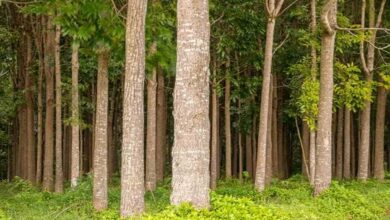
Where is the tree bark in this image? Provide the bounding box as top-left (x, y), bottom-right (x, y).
top-left (156, 69), bottom-right (166, 182)
top-left (120, 0), bottom-right (147, 216)
top-left (246, 134), bottom-right (253, 178)
top-left (210, 76), bottom-right (219, 189)
top-left (36, 35), bottom-right (44, 185)
top-left (26, 34), bottom-right (36, 183)
top-left (374, 85), bottom-right (387, 180)
top-left (171, 0), bottom-right (210, 208)
top-left (314, 0), bottom-right (337, 196)
top-left (225, 77), bottom-right (232, 178)
top-left (302, 122), bottom-right (310, 176)
top-left (343, 107), bottom-right (351, 179)
top-left (265, 77), bottom-right (273, 185)
top-left (309, 131), bottom-right (316, 185)
top-left (54, 25), bottom-right (64, 193)
top-left (43, 16), bottom-right (55, 191)
top-left (336, 107), bottom-right (344, 179)
top-left (146, 60), bottom-right (157, 191)
top-left (71, 43), bottom-right (80, 187)
top-left (93, 50), bottom-right (110, 211)
top-left (255, 16), bottom-right (276, 191)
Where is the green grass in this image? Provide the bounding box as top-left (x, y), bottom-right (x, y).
top-left (0, 174), bottom-right (389, 219)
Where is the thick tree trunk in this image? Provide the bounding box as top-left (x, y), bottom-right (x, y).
top-left (54, 25), bottom-right (63, 193)
top-left (255, 18), bottom-right (276, 191)
top-left (120, 0), bottom-right (147, 216)
top-left (336, 107), bottom-right (344, 179)
top-left (156, 69), bottom-right (167, 182)
top-left (43, 16), bottom-right (55, 191)
top-left (314, 0), bottom-right (337, 196)
top-left (93, 50), bottom-right (110, 211)
top-left (343, 107), bottom-right (351, 179)
top-left (225, 77), bottom-right (232, 178)
top-left (171, 0), bottom-right (210, 208)
top-left (146, 64), bottom-right (157, 191)
top-left (374, 86), bottom-right (387, 180)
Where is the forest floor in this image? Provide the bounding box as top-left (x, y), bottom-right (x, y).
top-left (0, 174), bottom-right (389, 220)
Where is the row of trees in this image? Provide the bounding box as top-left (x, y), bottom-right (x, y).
top-left (0, 0), bottom-right (389, 217)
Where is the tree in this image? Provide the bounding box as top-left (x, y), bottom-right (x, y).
top-left (43, 15), bottom-right (55, 192)
top-left (120, 0), bottom-right (148, 216)
top-left (54, 24), bottom-right (63, 193)
top-left (71, 42), bottom-right (80, 187)
top-left (314, 0), bottom-right (337, 196)
top-left (255, 0), bottom-right (285, 191)
top-left (171, 0), bottom-right (211, 208)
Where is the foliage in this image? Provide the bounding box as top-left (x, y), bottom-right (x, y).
top-left (334, 62), bottom-right (372, 111)
top-left (1, 175), bottom-right (390, 219)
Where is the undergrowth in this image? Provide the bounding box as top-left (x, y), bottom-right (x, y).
top-left (0, 174), bottom-right (389, 219)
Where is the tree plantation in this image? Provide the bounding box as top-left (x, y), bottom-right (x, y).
top-left (0, 0), bottom-right (390, 219)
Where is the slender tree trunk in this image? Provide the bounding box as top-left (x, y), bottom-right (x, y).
top-left (302, 122), bottom-right (310, 176)
top-left (36, 39), bottom-right (44, 185)
top-left (351, 114), bottom-right (356, 177)
top-left (120, 0), bottom-right (147, 216)
top-left (255, 17), bottom-right (276, 192)
top-left (93, 50), bottom-right (110, 211)
top-left (156, 69), bottom-right (166, 182)
top-left (43, 16), bottom-right (55, 191)
top-left (225, 77), bottom-right (232, 178)
top-left (336, 107), bottom-right (344, 179)
top-left (246, 134), bottom-right (253, 178)
top-left (374, 86), bottom-right (387, 180)
top-left (171, 0), bottom-right (210, 208)
top-left (54, 25), bottom-right (63, 193)
top-left (331, 112), bottom-right (337, 177)
top-left (314, 0), bottom-right (337, 196)
top-left (272, 76), bottom-right (278, 178)
top-left (343, 107), bottom-right (351, 179)
top-left (265, 77), bottom-right (273, 185)
top-left (309, 131), bottom-right (316, 184)
top-left (211, 76), bottom-right (218, 189)
top-left (107, 79), bottom-right (116, 180)
top-left (146, 58), bottom-right (157, 191)
top-left (26, 35), bottom-right (36, 183)
top-left (71, 43), bottom-right (80, 187)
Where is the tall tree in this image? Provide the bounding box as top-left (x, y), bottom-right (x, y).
top-left (358, 0), bottom-right (386, 181)
top-left (255, 0), bottom-right (285, 191)
top-left (314, 0), bottom-right (337, 195)
top-left (54, 24), bottom-right (63, 193)
top-left (156, 69), bottom-right (167, 182)
top-left (93, 49), bottom-right (110, 210)
top-left (120, 0), bottom-right (147, 216)
top-left (71, 42), bottom-right (80, 187)
top-left (225, 74), bottom-right (232, 178)
top-left (146, 42), bottom-right (157, 191)
top-left (373, 80), bottom-right (387, 180)
top-left (171, 0), bottom-right (211, 208)
top-left (43, 16), bottom-right (55, 191)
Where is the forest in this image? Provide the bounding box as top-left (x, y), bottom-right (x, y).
top-left (0, 0), bottom-right (389, 219)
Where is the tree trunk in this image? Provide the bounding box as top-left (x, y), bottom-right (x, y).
top-left (54, 25), bottom-right (63, 193)
top-left (374, 86), bottom-right (387, 180)
top-left (265, 77), bottom-right (273, 185)
top-left (43, 16), bottom-right (55, 191)
top-left (93, 50), bottom-right (110, 211)
top-left (336, 107), bottom-right (344, 179)
top-left (272, 76), bottom-right (278, 178)
top-left (36, 37), bottom-right (44, 185)
top-left (146, 61), bottom-right (157, 191)
top-left (314, 0), bottom-right (337, 196)
top-left (120, 0), bottom-right (147, 216)
top-left (343, 107), bottom-right (351, 179)
top-left (302, 122), bottom-right (310, 176)
top-left (156, 69), bottom-right (167, 182)
top-left (246, 134), bottom-right (253, 178)
top-left (351, 114), bottom-right (356, 177)
top-left (255, 16), bottom-right (276, 191)
top-left (309, 131), bottom-right (316, 185)
top-left (71, 43), bottom-right (80, 187)
top-left (26, 34), bottom-right (36, 183)
top-left (225, 77), bottom-right (232, 178)
top-left (171, 0), bottom-right (210, 208)
top-left (210, 76), bottom-right (218, 189)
